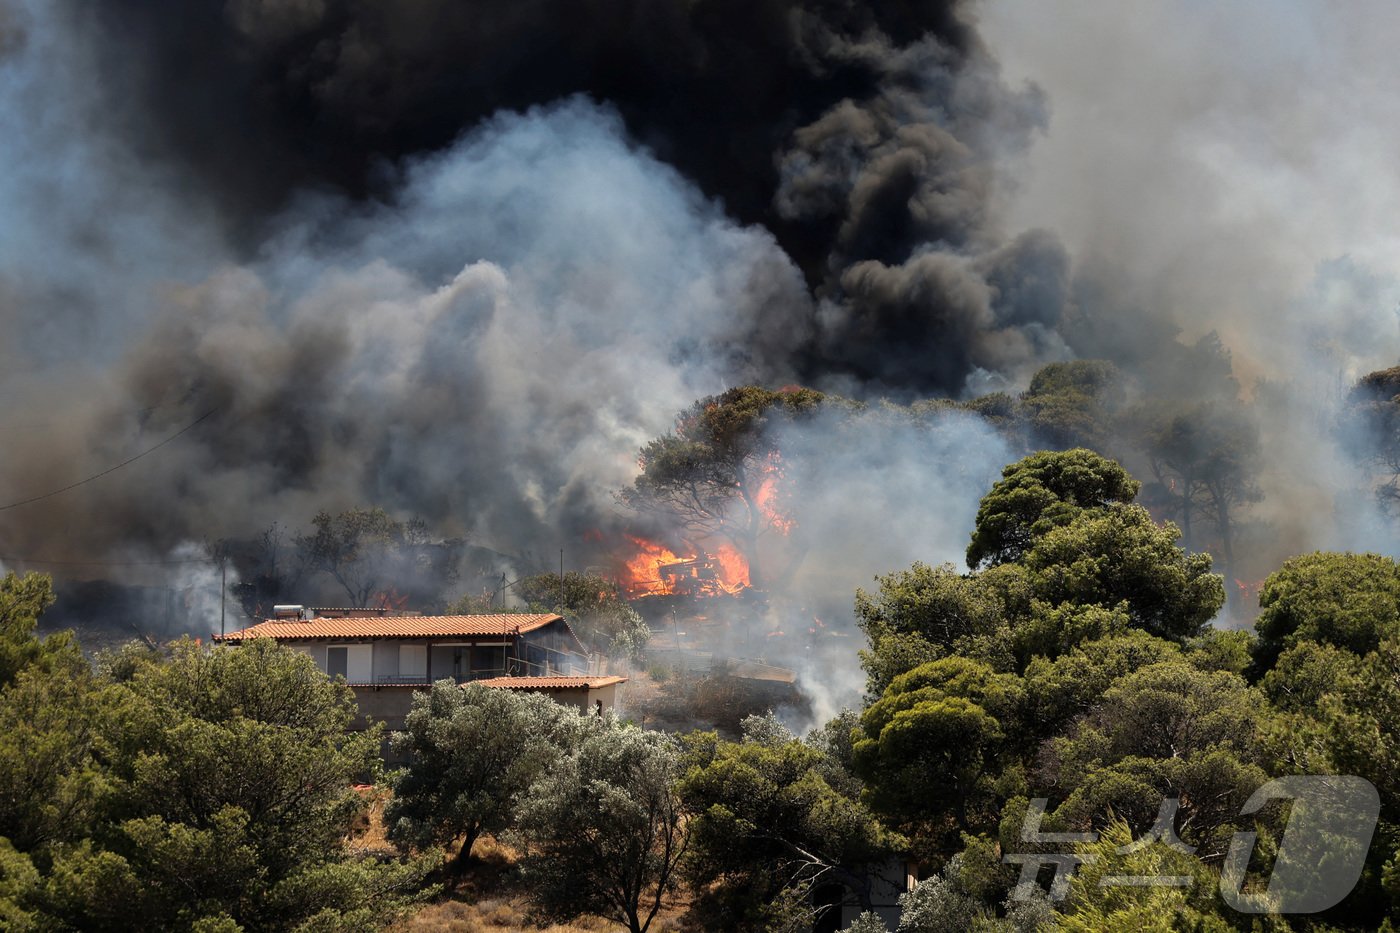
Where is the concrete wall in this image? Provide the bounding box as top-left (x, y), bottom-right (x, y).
top-left (543, 686), bottom-right (590, 712)
top-left (590, 682), bottom-right (620, 710)
top-left (349, 685), bottom-right (420, 732)
top-left (499, 683), bottom-right (622, 714)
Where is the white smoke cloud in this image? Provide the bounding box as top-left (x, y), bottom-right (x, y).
top-left (980, 0), bottom-right (1400, 380)
top-left (773, 406), bottom-right (1015, 721)
top-left (163, 542), bottom-right (241, 640)
top-left (980, 0), bottom-right (1400, 567)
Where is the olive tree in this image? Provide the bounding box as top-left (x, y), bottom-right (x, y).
top-left (386, 681), bottom-right (587, 870)
top-left (515, 721), bottom-right (688, 933)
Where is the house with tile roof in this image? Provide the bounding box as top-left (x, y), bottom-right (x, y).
top-left (214, 606), bottom-right (612, 730)
top-left (471, 674), bottom-right (627, 715)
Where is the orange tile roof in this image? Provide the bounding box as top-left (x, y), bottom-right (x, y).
top-left (472, 675), bottom-right (628, 690)
top-left (214, 613), bottom-right (566, 642)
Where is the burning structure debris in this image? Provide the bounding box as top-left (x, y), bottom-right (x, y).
top-left (620, 543), bottom-right (749, 599)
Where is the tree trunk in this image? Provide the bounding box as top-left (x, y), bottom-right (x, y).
top-left (1179, 473), bottom-right (1194, 551)
top-left (452, 830), bottom-right (479, 872)
top-left (741, 528), bottom-right (764, 591)
top-left (1212, 486), bottom-right (1237, 616)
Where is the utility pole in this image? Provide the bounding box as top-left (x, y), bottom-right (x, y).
top-left (671, 607), bottom-right (681, 676)
top-left (219, 557), bottom-right (226, 639)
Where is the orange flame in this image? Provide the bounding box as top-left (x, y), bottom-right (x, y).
top-left (755, 450), bottom-right (795, 535)
top-left (713, 543), bottom-right (750, 591)
top-left (374, 588), bottom-right (412, 611)
top-left (621, 535), bottom-right (684, 595)
top-left (1234, 578), bottom-right (1263, 600)
top-left (616, 534), bottom-right (749, 597)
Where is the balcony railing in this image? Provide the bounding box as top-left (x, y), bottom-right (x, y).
top-left (356, 657), bottom-right (591, 686)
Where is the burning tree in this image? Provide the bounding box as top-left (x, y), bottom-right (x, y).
top-left (619, 386), bottom-right (824, 590)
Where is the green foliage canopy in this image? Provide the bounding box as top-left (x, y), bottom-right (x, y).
top-left (678, 725), bottom-right (899, 932)
top-left (1254, 552), bottom-right (1400, 670)
top-left (515, 721), bottom-right (688, 933)
top-left (966, 448), bottom-right (1141, 571)
top-left (0, 614), bottom-right (434, 932)
top-left (386, 681), bottom-right (587, 870)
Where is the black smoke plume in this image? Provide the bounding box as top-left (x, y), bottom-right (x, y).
top-left (69, 0), bottom-right (1058, 395)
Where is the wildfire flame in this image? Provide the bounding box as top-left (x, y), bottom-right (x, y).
top-left (621, 535), bottom-right (683, 594)
top-left (1235, 578), bottom-right (1263, 601)
top-left (756, 450), bottom-right (795, 535)
top-left (713, 543), bottom-right (749, 591)
top-left (374, 588), bottom-right (412, 610)
top-left (617, 534), bottom-right (749, 597)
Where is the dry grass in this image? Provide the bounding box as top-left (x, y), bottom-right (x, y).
top-left (346, 785), bottom-right (397, 857)
top-left (626, 667), bottom-right (805, 737)
top-left (395, 893), bottom-right (689, 933)
top-left (362, 794), bottom-right (689, 933)
top-left (393, 896), bottom-right (618, 933)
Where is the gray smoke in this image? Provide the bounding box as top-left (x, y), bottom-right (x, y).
top-left (979, 0), bottom-right (1400, 580)
top-left (1, 0), bottom-right (1398, 695)
top-left (0, 94), bottom-right (813, 568)
top-left (0, 0), bottom-right (1059, 577)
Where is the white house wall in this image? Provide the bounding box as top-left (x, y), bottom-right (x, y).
top-left (287, 643), bottom-right (328, 671)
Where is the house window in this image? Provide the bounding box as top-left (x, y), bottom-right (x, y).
top-left (400, 645), bottom-right (427, 681)
top-left (326, 645), bottom-right (372, 682)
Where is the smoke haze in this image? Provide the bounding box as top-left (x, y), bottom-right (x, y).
top-left (1, 0), bottom-right (1398, 703)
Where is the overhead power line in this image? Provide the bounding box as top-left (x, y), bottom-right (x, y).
top-left (0, 554), bottom-right (217, 568)
top-left (0, 407), bottom-right (218, 513)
